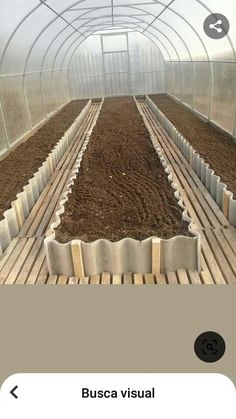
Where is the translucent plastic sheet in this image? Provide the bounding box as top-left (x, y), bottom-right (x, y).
top-left (69, 32), bottom-right (165, 98)
top-left (0, 104), bottom-right (8, 152)
top-left (1, 1), bottom-right (236, 73)
top-left (165, 62), bottom-right (173, 93)
top-left (102, 34), bottom-right (127, 52)
top-left (191, 61), bottom-right (210, 118)
top-left (25, 72), bottom-right (46, 126)
top-left (1, 5), bottom-right (56, 75)
top-left (105, 73), bottom-right (130, 96)
top-left (0, 0), bottom-right (235, 152)
top-left (52, 70), bottom-right (65, 108)
top-left (0, 75), bottom-right (30, 144)
top-left (182, 62), bottom-right (194, 107)
top-left (104, 52), bottom-right (129, 74)
top-left (41, 70), bottom-right (57, 115)
top-left (211, 62), bottom-right (236, 134)
top-left (171, 0), bottom-right (235, 61)
top-left (171, 62), bottom-right (182, 99)
top-left (26, 19), bottom-right (71, 72)
top-left (61, 69), bottom-right (70, 102)
top-left (0, 1), bottom-right (39, 60)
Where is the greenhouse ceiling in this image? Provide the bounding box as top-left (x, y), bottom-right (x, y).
top-left (1, 0), bottom-right (236, 76)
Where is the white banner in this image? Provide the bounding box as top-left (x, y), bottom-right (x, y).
top-left (0, 373), bottom-right (235, 419)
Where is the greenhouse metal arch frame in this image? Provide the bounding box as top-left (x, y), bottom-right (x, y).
top-left (0, 0), bottom-right (236, 154)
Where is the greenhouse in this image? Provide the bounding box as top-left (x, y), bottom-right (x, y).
top-left (0, 0), bottom-right (236, 284)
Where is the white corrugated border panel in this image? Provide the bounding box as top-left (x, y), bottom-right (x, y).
top-left (44, 97), bottom-right (200, 277)
top-left (0, 100), bottom-right (91, 256)
top-left (146, 95), bottom-right (236, 227)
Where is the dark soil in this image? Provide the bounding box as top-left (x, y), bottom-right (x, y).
top-left (150, 94), bottom-right (236, 197)
top-left (0, 100), bottom-right (88, 220)
top-left (56, 97), bottom-right (189, 243)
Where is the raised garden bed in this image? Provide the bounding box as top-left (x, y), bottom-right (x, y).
top-left (45, 97), bottom-right (200, 277)
top-left (149, 94), bottom-right (236, 197)
top-left (0, 100), bottom-right (91, 255)
top-left (0, 100), bottom-right (88, 220)
top-left (147, 95), bottom-right (236, 226)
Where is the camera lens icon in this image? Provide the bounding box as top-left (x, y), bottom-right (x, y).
top-left (204, 14), bottom-right (230, 39)
top-left (194, 331), bottom-right (226, 363)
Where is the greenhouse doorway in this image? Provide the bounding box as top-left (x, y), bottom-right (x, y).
top-left (101, 33), bottom-right (131, 96)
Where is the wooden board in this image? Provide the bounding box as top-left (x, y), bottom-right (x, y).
top-left (112, 274), bottom-right (122, 285)
top-left (123, 272), bottom-right (133, 285)
top-left (144, 274), bottom-right (156, 284)
top-left (166, 271), bottom-right (178, 284)
top-left (101, 272), bottom-right (111, 285)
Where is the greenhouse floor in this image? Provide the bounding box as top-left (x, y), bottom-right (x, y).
top-left (0, 99), bottom-right (236, 284)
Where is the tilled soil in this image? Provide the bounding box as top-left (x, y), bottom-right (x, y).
top-left (56, 97), bottom-right (189, 243)
top-left (150, 94), bottom-right (236, 197)
top-left (0, 100), bottom-right (88, 220)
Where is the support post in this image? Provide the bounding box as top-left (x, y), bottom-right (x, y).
top-left (0, 101), bottom-right (10, 147)
top-left (71, 240), bottom-right (85, 277)
top-left (152, 238), bottom-right (161, 275)
top-left (223, 191), bottom-right (231, 220)
top-left (12, 201), bottom-right (25, 229)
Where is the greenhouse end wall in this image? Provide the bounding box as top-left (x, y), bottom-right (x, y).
top-left (68, 32), bottom-right (165, 99)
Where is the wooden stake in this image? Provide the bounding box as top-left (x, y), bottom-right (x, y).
top-left (189, 151), bottom-right (193, 168)
top-left (71, 240), bottom-right (85, 277)
top-left (12, 200), bottom-right (24, 229)
top-left (223, 191), bottom-right (231, 220)
top-left (152, 238), bottom-right (161, 275)
top-left (48, 156), bottom-right (54, 175)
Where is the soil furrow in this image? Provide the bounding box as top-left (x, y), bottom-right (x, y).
top-left (56, 96), bottom-right (189, 242)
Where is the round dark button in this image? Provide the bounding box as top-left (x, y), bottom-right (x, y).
top-left (194, 331), bottom-right (226, 363)
top-left (203, 14), bottom-right (230, 39)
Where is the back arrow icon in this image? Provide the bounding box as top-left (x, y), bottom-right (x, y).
top-left (10, 386), bottom-right (18, 399)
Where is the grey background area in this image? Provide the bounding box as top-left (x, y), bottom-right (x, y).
top-left (0, 287), bottom-right (235, 387)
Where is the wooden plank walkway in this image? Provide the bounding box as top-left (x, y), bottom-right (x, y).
top-left (138, 100), bottom-right (236, 285)
top-left (0, 99), bottom-right (236, 284)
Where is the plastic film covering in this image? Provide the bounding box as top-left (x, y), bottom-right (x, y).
top-left (0, 105), bottom-right (8, 153)
top-left (69, 32), bottom-right (165, 98)
top-left (166, 60), bottom-right (236, 135)
top-left (0, 0), bottom-right (235, 154)
top-left (25, 72), bottom-right (46, 127)
top-left (0, 75), bottom-right (30, 144)
top-left (211, 62), bottom-right (236, 135)
top-left (41, 70), bottom-right (57, 115)
top-left (53, 70), bottom-right (66, 108)
top-left (172, 62), bottom-right (182, 100)
top-left (193, 61), bottom-right (211, 117)
top-left (182, 62), bottom-right (194, 108)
